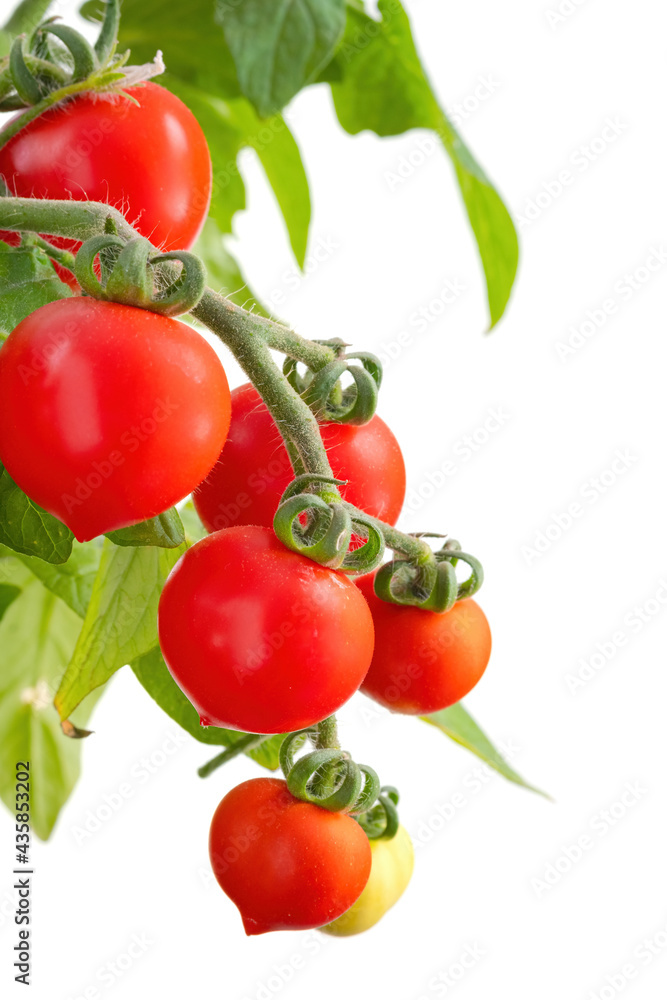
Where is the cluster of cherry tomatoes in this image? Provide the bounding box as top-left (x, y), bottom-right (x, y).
top-left (0, 76), bottom-right (492, 936)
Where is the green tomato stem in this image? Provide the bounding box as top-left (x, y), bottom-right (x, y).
top-left (22, 233), bottom-right (77, 271)
top-left (197, 734), bottom-right (268, 778)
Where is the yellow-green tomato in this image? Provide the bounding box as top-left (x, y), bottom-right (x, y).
top-left (320, 824), bottom-right (414, 936)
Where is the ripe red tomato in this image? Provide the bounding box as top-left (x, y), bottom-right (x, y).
top-left (193, 383), bottom-right (406, 532)
top-left (158, 525), bottom-right (375, 733)
top-left (0, 297), bottom-right (230, 541)
top-left (357, 575), bottom-right (492, 713)
top-left (209, 777), bottom-right (372, 935)
top-left (0, 82), bottom-right (211, 255)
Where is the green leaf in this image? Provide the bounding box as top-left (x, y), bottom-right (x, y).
top-left (0, 464), bottom-right (74, 564)
top-left (423, 703), bottom-right (549, 798)
top-left (0, 560), bottom-right (101, 839)
top-left (179, 500), bottom-right (208, 546)
top-left (0, 540), bottom-right (101, 618)
top-left (0, 242), bottom-right (72, 337)
top-left (105, 508), bottom-right (185, 549)
top-left (164, 76), bottom-right (310, 268)
top-left (54, 539), bottom-right (184, 723)
top-left (330, 0), bottom-right (518, 328)
top-left (219, 0), bottom-right (346, 118)
top-left (0, 582), bottom-right (21, 621)
top-left (83, 0), bottom-right (242, 97)
top-left (229, 98), bottom-right (311, 267)
top-left (194, 218), bottom-right (268, 314)
top-left (131, 645), bottom-right (283, 769)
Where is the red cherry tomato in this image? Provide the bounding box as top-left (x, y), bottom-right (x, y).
top-left (193, 383), bottom-right (406, 532)
top-left (209, 777), bottom-right (372, 935)
top-left (0, 82), bottom-right (211, 258)
top-left (357, 575), bottom-right (492, 714)
top-left (0, 297), bottom-right (230, 541)
top-left (157, 525), bottom-right (375, 734)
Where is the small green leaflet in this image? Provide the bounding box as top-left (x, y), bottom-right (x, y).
top-left (218, 0), bottom-right (346, 118)
top-left (423, 702), bottom-right (549, 797)
top-left (330, 0), bottom-right (519, 329)
top-left (132, 645), bottom-right (284, 770)
top-left (0, 539), bottom-right (101, 618)
top-left (0, 464), bottom-right (74, 565)
top-left (54, 539), bottom-right (184, 726)
top-left (0, 242), bottom-right (71, 337)
top-left (0, 560), bottom-right (101, 840)
top-left (105, 508), bottom-right (185, 549)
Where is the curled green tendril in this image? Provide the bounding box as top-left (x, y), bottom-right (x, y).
top-left (74, 235), bottom-right (206, 317)
top-left (356, 786), bottom-right (401, 840)
top-left (279, 730), bottom-right (382, 815)
top-left (273, 476), bottom-right (385, 574)
top-left (374, 539), bottom-right (484, 612)
top-left (283, 351), bottom-right (383, 426)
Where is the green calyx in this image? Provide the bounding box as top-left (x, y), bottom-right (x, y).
top-left (284, 346), bottom-right (382, 426)
top-left (0, 0), bottom-right (125, 115)
top-left (374, 537), bottom-right (484, 612)
top-left (74, 233), bottom-right (206, 317)
top-left (279, 730), bottom-right (381, 815)
top-left (272, 473), bottom-right (385, 573)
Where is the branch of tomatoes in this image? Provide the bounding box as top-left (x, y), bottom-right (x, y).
top-left (0, 194), bottom-right (483, 596)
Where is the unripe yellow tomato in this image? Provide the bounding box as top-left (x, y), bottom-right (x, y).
top-left (320, 824), bottom-right (414, 936)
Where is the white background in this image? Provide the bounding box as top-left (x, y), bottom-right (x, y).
top-left (2, 0), bottom-right (667, 998)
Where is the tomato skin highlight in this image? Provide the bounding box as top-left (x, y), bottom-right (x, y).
top-left (0, 82), bottom-right (212, 253)
top-left (157, 525), bottom-right (375, 734)
top-left (209, 778), bottom-right (372, 935)
top-left (321, 824), bottom-right (414, 936)
top-left (357, 576), bottom-right (492, 714)
top-left (0, 298), bottom-right (231, 541)
top-left (193, 383), bottom-right (406, 532)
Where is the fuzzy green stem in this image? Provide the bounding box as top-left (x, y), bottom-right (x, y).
top-left (311, 715), bottom-right (341, 797)
top-left (22, 232), bottom-right (76, 270)
top-left (315, 715), bottom-right (340, 750)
